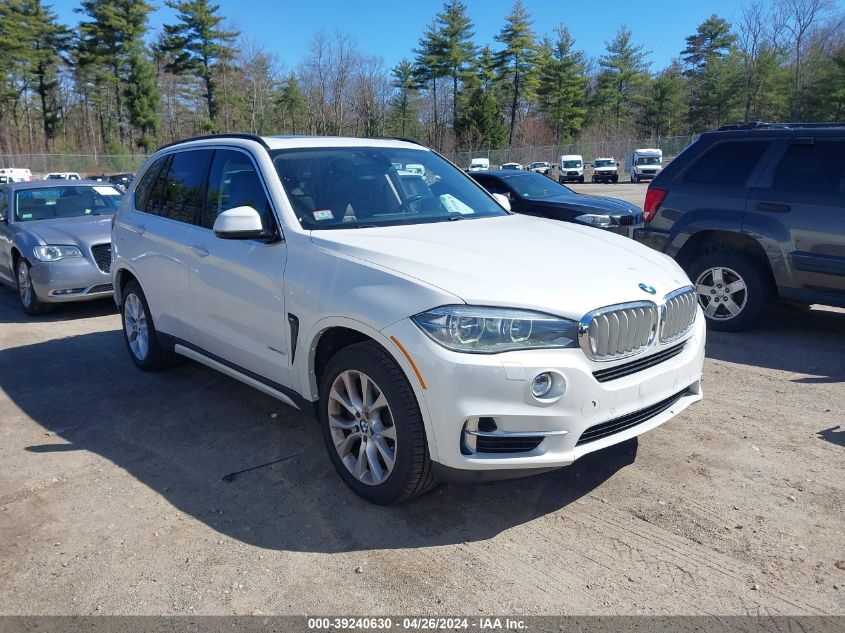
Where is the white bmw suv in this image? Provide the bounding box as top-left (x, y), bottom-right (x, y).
top-left (112, 134), bottom-right (705, 504)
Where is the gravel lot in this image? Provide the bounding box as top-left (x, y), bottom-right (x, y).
top-left (1, 185), bottom-right (843, 616)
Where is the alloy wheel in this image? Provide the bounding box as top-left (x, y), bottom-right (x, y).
top-left (696, 266), bottom-right (748, 321)
top-left (17, 261), bottom-right (32, 308)
top-left (327, 370), bottom-right (397, 486)
top-left (124, 293), bottom-right (149, 360)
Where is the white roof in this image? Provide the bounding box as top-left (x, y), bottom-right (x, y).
top-left (633, 148), bottom-right (662, 154)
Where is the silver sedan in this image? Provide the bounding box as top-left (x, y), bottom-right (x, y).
top-left (0, 180), bottom-right (123, 315)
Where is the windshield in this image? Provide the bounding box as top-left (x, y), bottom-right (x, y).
top-left (530, 162), bottom-right (547, 169)
top-left (562, 160), bottom-right (582, 168)
top-left (14, 185), bottom-right (123, 222)
top-left (271, 147), bottom-right (507, 230)
top-left (594, 160), bottom-right (615, 168)
top-left (636, 156), bottom-right (661, 165)
top-left (505, 173), bottom-right (573, 199)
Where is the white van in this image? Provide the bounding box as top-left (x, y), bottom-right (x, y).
top-left (558, 155), bottom-right (584, 183)
top-left (626, 149), bottom-right (663, 183)
top-left (468, 157), bottom-right (490, 172)
top-left (0, 168), bottom-right (32, 183)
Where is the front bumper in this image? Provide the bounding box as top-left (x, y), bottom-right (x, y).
top-left (382, 312), bottom-right (705, 472)
top-left (30, 257), bottom-right (113, 303)
top-left (593, 172), bottom-right (618, 181)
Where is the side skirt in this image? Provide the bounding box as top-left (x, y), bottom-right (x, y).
top-left (159, 334), bottom-right (318, 418)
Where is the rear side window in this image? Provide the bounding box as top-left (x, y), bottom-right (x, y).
top-left (771, 140), bottom-right (845, 198)
top-left (202, 150), bottom-right (274, 230)
top-left (147, 150), bottom-right (211, 224)
top-left (682, 141), bottom-right (769, 187)
top-left (134, 156), bottom-right (167, 211)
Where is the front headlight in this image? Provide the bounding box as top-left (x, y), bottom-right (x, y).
top-left (33, 245), bottom-right (83, 261)
top-left (575, 213), bottom-right (614, 228)
top-left (411, 306), bottom-right (578, 353)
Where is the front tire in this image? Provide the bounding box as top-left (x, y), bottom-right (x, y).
top-left (688, 251), bottom-right (771, 332)
top-left (16, 259), bottom-right (52, 316)
top-left (120, 280), bottom-right (178, 370)
top-left (319, 341), bottom-right (436, 504)
top-left (578, 176), bottom-right (584, 183)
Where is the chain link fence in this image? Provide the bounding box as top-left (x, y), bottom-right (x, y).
top-left (0, 154), bottom-right (148, 177)
top-left (1, 134), bottom-right (699, 179)
top-left (448, 134), bottom-right (699, 171)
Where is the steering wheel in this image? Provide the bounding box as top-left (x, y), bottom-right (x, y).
top-left (402, 194), bottom-right (425, 213)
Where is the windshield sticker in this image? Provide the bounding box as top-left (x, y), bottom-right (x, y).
top-left (21, 213), bottom-right (32, 219)
top-left (313, 209), bottom-right (334, 221)
top-left (439, 194), bottom-right (474, 215)
top-left (93, 186), bottom-right (120, 196)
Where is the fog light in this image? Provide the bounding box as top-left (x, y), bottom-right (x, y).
top-left (531, 372), bottom-right (553, 398)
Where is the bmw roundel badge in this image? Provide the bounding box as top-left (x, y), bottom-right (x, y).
top-left (639, 283), bottom-right (657, 295)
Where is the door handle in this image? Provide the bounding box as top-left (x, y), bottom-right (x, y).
top-left (756, 202), bottom-right (791, 213)
top-left (190, 245), bottom-right (209, 258)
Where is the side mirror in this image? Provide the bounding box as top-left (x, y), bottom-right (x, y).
top-left (213, 206), bottom-right (268, 240)
top-left (492, 193), bottom-right (511, 212)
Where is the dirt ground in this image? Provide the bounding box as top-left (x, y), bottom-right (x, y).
top-left (0, 191), bottom-right (843, 615)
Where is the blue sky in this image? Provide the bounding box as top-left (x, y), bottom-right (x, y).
top-left (51, 0), bottom-right (840, 73)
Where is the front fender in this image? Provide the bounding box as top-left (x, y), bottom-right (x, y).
top-left (296, 315), bottom-right (440, 463)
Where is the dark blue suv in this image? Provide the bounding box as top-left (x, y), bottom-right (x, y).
top-left (634, 123), bottom-right (845, 331)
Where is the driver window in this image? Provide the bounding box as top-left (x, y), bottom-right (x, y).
top-left (202, 150), bottom-right (274, 230)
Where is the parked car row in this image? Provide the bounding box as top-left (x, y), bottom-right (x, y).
top-left (467, 149), bottom-right (665, 185)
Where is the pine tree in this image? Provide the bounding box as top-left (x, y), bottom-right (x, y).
top-left (391, 59), bottom-right (417, 137)
top-left (682, 14), bottom-right (736, 129)
top-left (126, 47), bottom-right (160, 152)
top-left (681, 15), bottom-right (736, 71)
top-left (414, 19), bottom-right (448, 149)
top-left (460, 46), bottom-right (505, 150)
top-left (494, 0), bottom-right (539, 147)
top-left (274, 73), bottom-right (307, 134)
top-left (0, 0), bottom-right (70, 150)
top-left (594, 26), bottom-right (650, 130)
top-left (436, 0), bottom-right (477, 141)
top-left (643, 62), bottom-right (687, 137)
top-left (536, 25), bottom-right (587, 142)
top-left (160, 0), bottom-right (238, 125)
top-left (77, 0), bottom-right (154, 145)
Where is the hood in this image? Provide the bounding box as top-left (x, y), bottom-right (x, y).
top-left (24, 215), bottom-right (112, 247)
top-left (311, 214), bottom-right (691, 320)
top-left (530, 194), bottom-right (640, 217)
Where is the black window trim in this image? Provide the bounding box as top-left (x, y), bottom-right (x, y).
top-left (139, 145), bottom-right (283, 244)
top-left (198, 146), bottom-right (283, 243)
top-left (753, 137), bottom-right (845, 198)
top-left (675, 138), bottom-right (779, 189)
top-left (146, 149), bottom-right (211, 226)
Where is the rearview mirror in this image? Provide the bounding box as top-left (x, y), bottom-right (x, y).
top-left (213, 206), bottom-right (267, 240)
top-left (492, 193), bottom-right (511, 212)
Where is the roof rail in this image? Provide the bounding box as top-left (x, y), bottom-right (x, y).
top-left (717, 121), bottom-right (845, 131)
top-left (156, 132), bottom-right (270, 152)
top-left (377, 136), bottom-right (424, 146)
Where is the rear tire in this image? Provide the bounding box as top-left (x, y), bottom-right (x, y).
top-left (120, 280), bottom-right (178, 371)
top-left (15, 258), bottom-right (52, 316)
top-left (319, 341), bottom-right (436, 504)
top-left (687, 251), bottom-right (772, 332)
